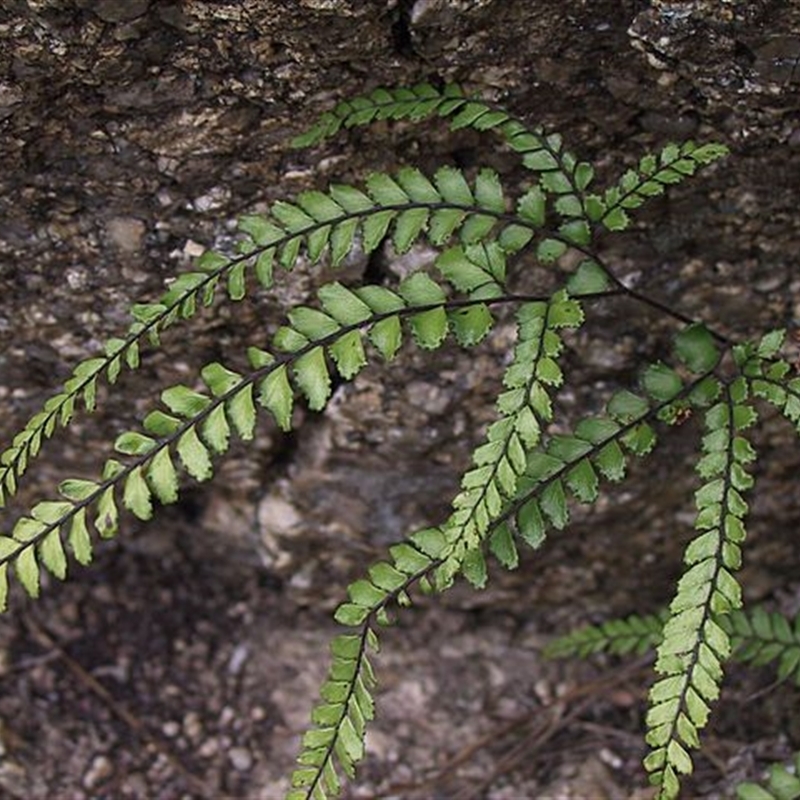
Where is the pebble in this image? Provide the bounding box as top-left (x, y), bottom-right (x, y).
top-left (198, 737), bottom-right (219, 758)
top-left (193, 186), bottom-right (231, 212)
top-left (219, 706), bottom-right (235, 728)
top-left (754, 274), bottom-right (785, 293)
top-left (83, 754), bottom-right (113, 790)
top-left (227, 643), bottom-right (250, 676)
top-left (94, 0), bottom-right (150, 23)
top-left (228, 746), bottom-right (253, 772)
top-left (183, 711), bottom-right (203, 741)
top-left (65, 267), bottom-right (89, 291)
top-left (106, 216), bottom-right (146, 253)
top-left (183, 239), bottom-right (206, 258)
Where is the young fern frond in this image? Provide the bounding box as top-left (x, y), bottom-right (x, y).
top-left (645, 379), bottom-right (758, 800)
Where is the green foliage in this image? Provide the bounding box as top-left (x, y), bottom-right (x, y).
top-left (544, 609), bottom-right (670, 659)
top-left (438, 291), bottom-right (586, 585)
top-left (549, 605), bottom-right (800, 798)
top-left (288, 630), bottom-right (379, 799)
top-left (644, 385), bottom-right (756, 798)
top-left (736, 752), bottom-right (800, 800)
top-left (547, 606), bottom-right (800, 687)
top-left (592, 142), bottom-right (730, 233)
top-left (3, 81), bottom-right (795, 799)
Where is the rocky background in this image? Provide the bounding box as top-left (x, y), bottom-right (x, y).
top-left (1, 1), bottom-right (799, 797)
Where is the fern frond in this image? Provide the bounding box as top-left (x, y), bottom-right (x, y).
top-left (735, 751), bottom-right (800, 800)
top-left (0, 168), bottom-right (522, 510)
top-left (307, 86), bottom-right (728, 242)
top-left (437, 291), bottom-right (585, 585)
top-left (293, 84), bottom-right (573, 177)
top-left (293, 83), bottom-right (600, 229)
top-left (0, 78), bottom-right (759, 800)
top-left (544, 610), bottom-right (670, 659)
top-left (290, 527), bottom-right (447, 799)
top-left (588, 141), bottom-right (729, 232)
top-left (0, 312), bottom-right (165, 509)
top-left (546, 605), bottom-right (800, 689)
top-left (723, 606), bottom-right (800, 685)
top-left (740, 329), bottom-right (800, 435)
top-left (288, 628), bottom-right (379, 800)
top-left (645, 379), bottom-right (758, 800)
top-left (0, 276), bottom-right (508, 610)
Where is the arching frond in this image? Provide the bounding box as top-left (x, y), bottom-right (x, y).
top-left (289, 527), bottom-right (447, 800)
top-left (645, 380), bottom-right (758, 800)
top-left (0, 275), bottom-right (502, 610)
top-left (292, 83), bottom-right (574, 177)
top-left (293, 83), bottom-right (599, 228)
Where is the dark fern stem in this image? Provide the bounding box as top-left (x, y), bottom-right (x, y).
top-left (1, 83), bottom-right (798, 799)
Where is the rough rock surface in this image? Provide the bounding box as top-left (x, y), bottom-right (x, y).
top-left (1, 1), bottom-right (800, 797)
